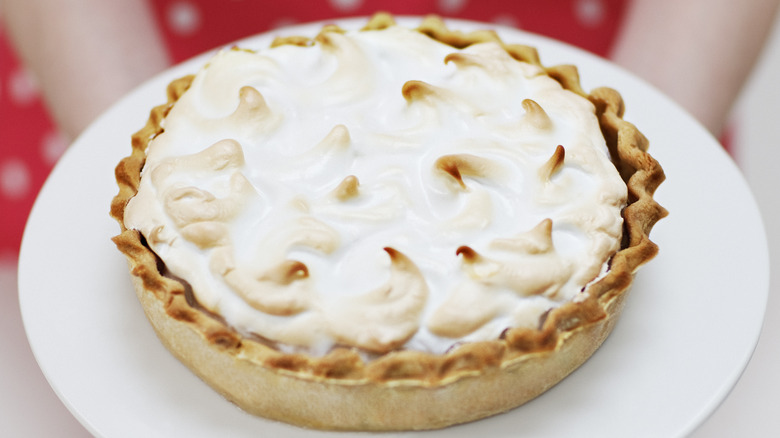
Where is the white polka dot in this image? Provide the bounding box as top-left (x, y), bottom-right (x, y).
top-left (270, 17), bottom-right (298, 30)
top-left (167, 1), bottom-right (202, 36)
top-left (40, 130), bottom-right (69, 165)
top-left (328, 0), bottom-right (363, 12)
top-left (438, 0), bottom-right (469, 14)
top-left (575, 0), bottom-right (606, 28)
top-left (492, 14), bottom-right (521, 29)
top-left (8, 68), bottom-right (39, 106)
top-left (0, 159), bottom-right (31, 200)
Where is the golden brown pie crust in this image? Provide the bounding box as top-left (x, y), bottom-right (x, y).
top-left (110, 13), bottom-right (667, 431)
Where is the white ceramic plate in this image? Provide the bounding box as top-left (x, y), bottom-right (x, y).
top-left (19, 17), bottom-right (769, 438)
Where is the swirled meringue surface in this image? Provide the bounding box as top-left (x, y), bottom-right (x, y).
top-left (124, 24), bottom-right (627, 356)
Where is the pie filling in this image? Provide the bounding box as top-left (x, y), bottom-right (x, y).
top-left (123, 23), bottom-right (628, 357)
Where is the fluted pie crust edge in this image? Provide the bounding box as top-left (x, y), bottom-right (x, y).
top-left (110, 13), bottom-right (667, 431)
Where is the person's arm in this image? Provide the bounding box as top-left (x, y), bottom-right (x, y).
top-left (611, 0), bottom-right (780, 135)
top-left (2, 0), bottom-right (171, 140)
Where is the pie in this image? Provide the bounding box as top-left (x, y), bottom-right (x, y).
top-left (110, 13), bottom-right (666, 430)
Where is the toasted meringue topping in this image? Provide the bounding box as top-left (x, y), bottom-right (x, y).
top-left (124, 24), bottom-right (627, 355)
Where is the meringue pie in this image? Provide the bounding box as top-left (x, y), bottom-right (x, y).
top-left (111, 13), bottom-right (666, 430)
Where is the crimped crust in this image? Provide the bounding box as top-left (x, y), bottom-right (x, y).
top-left (110, 13), bottom-right (666, 431)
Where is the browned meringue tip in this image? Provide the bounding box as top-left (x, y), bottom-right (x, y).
top-left (444, 52), bottom-right (483, 68)
top-left (235, 86), bottom-right (273, 119)
top-left (314, 26), bottom-right (347, 47)
top-left (539, 145), bottom-right (565, 181)
top-left (490, 219), bottom-right (554, 254)
top-left (319, 124), bottom-right (351, 151)
top-left (435, 154), bottom-right (491, 190)
top-left (270, 35), bottom-right (314, 48)
top-left (521, 98), bottom-right (552, 130)
top-left (382, 246), bottom-right (425, 276)
top-left (455, 245), bottom-right (480, 262)
top-left (416, 15), bottom-right (501, 49)
top-left (435, 155), bottom-right (468, 189)
top-left (383, 246), bottom-right (409, 266)
top-left (401, 80), bottom-right (438, 103)
top-left (260, 260), bottom-right (310, 285)
top-left (361, 12), bottom-right (396, 30)
top-left (332, 175), bottom-right (360, 201)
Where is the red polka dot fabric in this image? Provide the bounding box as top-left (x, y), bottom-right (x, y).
top-left (0, 0), bottom-right (627, 257)
top-left (1, 28), bottom-right (70, 259)
top-left (150, 0), bottom-right (627, 63)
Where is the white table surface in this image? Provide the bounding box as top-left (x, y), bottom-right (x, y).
top-left (3, 14), bottom-right (780, 437)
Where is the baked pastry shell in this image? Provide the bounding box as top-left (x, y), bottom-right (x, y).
top-left (110, 14), bottom-right (667, 431)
